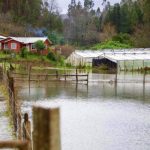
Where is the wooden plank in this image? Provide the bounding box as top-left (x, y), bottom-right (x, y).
top-left (0, 140), bottom-right (29, 150)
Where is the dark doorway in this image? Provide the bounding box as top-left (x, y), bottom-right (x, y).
top-left (92, 58), bottom-right (117, 70)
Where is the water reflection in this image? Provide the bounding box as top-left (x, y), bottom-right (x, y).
top-left (18, 72), bottom-right (150, 150)
top-left (19, 80), bottom-right (150, 103)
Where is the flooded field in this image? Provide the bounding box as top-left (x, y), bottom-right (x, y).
top-left (17, 72), bottom-right (150, 150)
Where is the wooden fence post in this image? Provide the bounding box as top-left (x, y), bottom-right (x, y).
top-left (18, 113), bottom-right (22, 140)
top-left (64, 70), bottom-right (66, 81)
top-left (28, 65), bottom-right (32, 81)
top-left (7, 76), bottom-right (17, 132)
top-left (32, 107), bottom-right (61, 150)
top-left (76, 69), bottom-right (78, 83)
top-left (87, 73), bottom-right (89, 85)
top-left (56, 71), bottom-right (59, 80)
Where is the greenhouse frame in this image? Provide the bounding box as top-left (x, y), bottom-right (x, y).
top-left (66, 50), bottom-right (103, 67)
top-left (66, 48), bottom-right (150, 70)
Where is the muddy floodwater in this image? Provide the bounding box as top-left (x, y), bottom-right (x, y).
top-left (18, 72), bottom-right (150, 150)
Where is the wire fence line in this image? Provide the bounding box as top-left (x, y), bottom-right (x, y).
top-left (2, 69), bottom-right (23, 139)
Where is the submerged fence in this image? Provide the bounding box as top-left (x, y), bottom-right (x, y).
top-left (10, 68), bottom-right (89, 84)
top-left (2, 70), bottom-right (21, 137)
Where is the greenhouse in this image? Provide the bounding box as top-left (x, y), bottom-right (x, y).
top-left (93, 48), bottom-right (150, 70)
top-left (67, 48), bottom-right (150, 70)
top-left (66, 50), bottom-right (102, 67)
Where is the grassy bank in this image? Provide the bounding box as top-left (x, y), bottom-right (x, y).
top-left (0, 51), bottom-right (65, 68)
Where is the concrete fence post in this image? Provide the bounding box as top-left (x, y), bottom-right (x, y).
top-left (32, 107), bottom-right (61, 150)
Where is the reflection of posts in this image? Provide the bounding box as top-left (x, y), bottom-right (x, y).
top-left (22, 113), bottom-right (31, 150)
top-left (56, 71), bottom-right (59, 79)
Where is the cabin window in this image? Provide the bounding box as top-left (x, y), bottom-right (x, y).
top-left (31, 44), bottom-right (35, 50)
top-left (11, 43), bottom-right (17, 49)
top-left (4, 43), bottom-right (8, 49)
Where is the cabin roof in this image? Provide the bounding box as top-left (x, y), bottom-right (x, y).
top-left (0, 36), bottom-right (52, 44)
top-left (10, 37), bottom-right (49, 44)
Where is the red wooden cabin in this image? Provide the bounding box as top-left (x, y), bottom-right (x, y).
top-left (0, 37), bottom-right (52, 55)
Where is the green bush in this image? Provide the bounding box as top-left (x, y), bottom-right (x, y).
top-left (20, 47), bottom-right (28, 58)
top-left (112, 33), bottom-right (133, 46)
top-left (47, 51), bottom-right (57, 61)
top-left (91, 40), bottom-right (132, 50)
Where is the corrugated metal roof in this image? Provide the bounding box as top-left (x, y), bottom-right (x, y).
top-left (10, 37), bottom-right (48, 44)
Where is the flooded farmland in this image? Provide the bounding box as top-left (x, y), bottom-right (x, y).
top-left (17, 72), bottom-right (150, 150)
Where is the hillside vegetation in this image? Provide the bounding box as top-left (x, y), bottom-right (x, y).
top-left (91, 41), bottom-right (132, 50)
top-left (0, 0), bottom-right (149, 48)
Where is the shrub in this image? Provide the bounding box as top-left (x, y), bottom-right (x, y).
top-left (47, 51), bottom-right (57, 61)
top-left (91, 40), bottom-right (132, 50)
top-left (112, 33), bottom-right (133, 46)
top-left (20, 47), bottom-right (28, 58)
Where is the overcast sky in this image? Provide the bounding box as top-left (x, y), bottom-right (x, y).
top-left (56, 0), bottom-right (121, 14)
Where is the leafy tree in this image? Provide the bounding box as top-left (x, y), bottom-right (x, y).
top-left (119, 4), bottom-right (131, 33)
top-left (48, 31), bottom-right (59, 44)
top-left (35, 40), bottom-right (46, 54)
top-left (110, 3), bottom-right (121, 32)
top-left (143, 0), bottom-right (150, 24)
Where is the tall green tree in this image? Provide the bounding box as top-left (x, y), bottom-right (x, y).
top-left (143, 0), bottom-right (150, 24)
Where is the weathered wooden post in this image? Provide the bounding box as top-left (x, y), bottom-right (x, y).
top-left (64, 70), bottom-right (66, 81)
top-left (87, 72), bottom-right (89, 85)
top-left (56, 70), bottom-right (59, 80)
top-left (115, 70), bottom-right (118, 96)
top-left (18, 113), bottom-right (22, 140)
top-left (28, 65), bottom-right (32, 82)
top-left (32, 107), bottom-right (61, 150)
top-left (8, 76), bottom-right (17, 132)
top-left (76, 68), bottom-right (78, 83)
